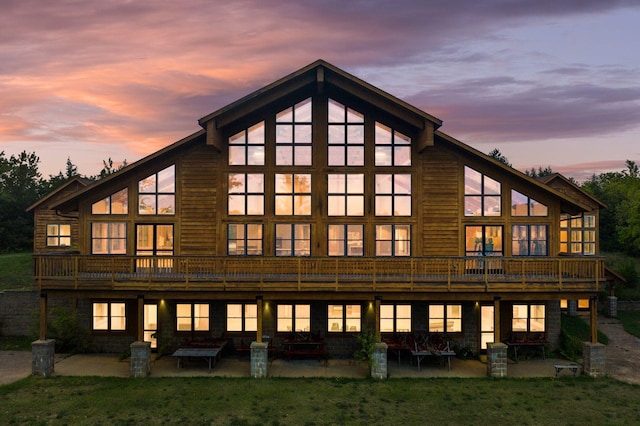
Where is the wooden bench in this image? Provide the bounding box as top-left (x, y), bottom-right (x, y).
top-left (505, 332), bottom-right (549, 362)
top-left (554, 364), bottom-right (580, 377)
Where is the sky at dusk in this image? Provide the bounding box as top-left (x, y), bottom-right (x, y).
top-left (2, 0), bottom-right (639, 182)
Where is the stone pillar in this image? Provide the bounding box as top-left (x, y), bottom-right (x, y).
top-left (130, 341), bottom-right (151, 378)
top-left (32, 339), bottom-right (56, 377)
top-left (371, 342), bottom-right (388, 379)
top-left (251, 341), bottom-right (268, 378)
top-left (486, 342), bottom-right (507, 378)
top-left (568, 300), bottom-right (578, 317)
top-left (607, 296), bottom-right (617, 318)
top-left (582, 342), bottom-right (606, 378)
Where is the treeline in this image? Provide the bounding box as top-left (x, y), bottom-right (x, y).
top-left (0, 151), bottom-right (126, 253)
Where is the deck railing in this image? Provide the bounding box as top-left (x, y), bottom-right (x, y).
top-left (33, 254), bottom-right (605, 293)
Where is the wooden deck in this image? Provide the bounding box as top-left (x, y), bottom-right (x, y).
top-left (33, 255), bottom-right (605, 294)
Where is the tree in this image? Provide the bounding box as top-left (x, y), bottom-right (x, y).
top-left (525, 166), bottom-right (555, 178)
top-left (0, 151), bottom-right (45, 252)
top-left (93, 158), bottom-right (127, 180)
top-left (488, 148), bottom-right (512, 167)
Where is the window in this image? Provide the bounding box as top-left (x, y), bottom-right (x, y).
top-left (91, 222), bottom-right (126, 254)
top-left (228, 224), bottom-right (263, 255)
top-left (46, 224), bottom-right (71, 247)
top-left (276, 98), bottom-right (312, 166)
top-left (375, 174), bottom-right (411, 216)
top-left (138, 165), bottom-right (175, 215)
top-left (136, 224), bottom-right (174, 270)
top-left (561, 214), bottom-right (596, 255)
top-left (328, 304), bottom-right (361, 332)
top-left (512, 304), bottom-right (545, 332)
top-left (512, 225), bottom-right (547, 256)
top-left (428, 304), bottom-right (462, 333)
top-left (380, 305), bottom-right (411, 333)
top-left (328, 99), bottom-right (364, 166)
top-left (275, 224), bottom-right (310, 256)
top-left (93, 302), bottom-right (126, 331)
top-left (176, 303), bottom-right (209, 331)
top-left (464, 166), bottom-right (501, 216)
top-left (375, 224), bottom-right (411, 256)
top-left (228, 121), bottom-right (265, 166)
top-left (328, 174), bottom-right (364, 216)
top-left (275, 174), bottom-right (311, 215)
top-left (228, 173), bottom-right (264, 215)
top-left (277, 304), bottom-right (310, 332)
top-left (465, 226), bottom-right (503, 256)
top-left (92, 188), bottom-right (128, 214)
top-left (227, 303), bottom-right (257, 332)
top-left (375, 122), bottom-right (411, 166)
top-left (328, 224), bottom-right (364, 256)
top-left (511, 190), bottom-right (547, 216)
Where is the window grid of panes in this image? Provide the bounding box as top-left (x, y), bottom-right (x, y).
top-left (176, 303), bottom-right (210, 332)
top-left (277, 304), bottom-right (311, 332)
top-left (228, 121), bottom-right (265, 166)
top-left (560, 214), bottom-right (596, 255)
top-left (327, 99), bottom-right (364, 166)
top-left (512, 225), bottom-right (547, 256)
top-left (228, 173), bottom-right (264, 215)
top-left (375, 174), bottom-right (411, 216)
top-left (275, 173), bottom-right (311, 215)
top-left (276, 98), bottom-right (312, 166)
top-left (328, 174), bottom-right (364, 216)
top-left (374, 122), bottom-right (411, 166)
top-left (327, 224), bottom-right (364, 256)
top-left (380, 304), bottom-right (412, 333)
top-left (428, 304), bottom-right (462, 333)
top-left (92, 302), bottom-right (126, 331)
top-left (464, 166), bottom-right (501, 216)
top-left (328, 304), bottom-right (361, 332)
top-left (92, 188), bottom-right (128, 215)
top-left (227, 223), bottom-right (263, 256)
top-left (46, 224), bottom-right (71, 247)
top-left (375, 224), bottom-right (411, 256)
top-left (512, 304), bottom-right (545, 332)
top-left (511, 189), bottom-right (547, 216)
top-left (226, 303), bottom-right (258, 332)
top-left (91, 222), bottom-right (127, 254)
top-left (138, 165), bottom-right (175, 215)
top-left (465, 225), bottom-right (503, 256)
top-left (275, 224), bottom-right (311, 256)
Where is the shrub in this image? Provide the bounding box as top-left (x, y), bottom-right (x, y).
top-left (48, 308), bottom-right (93, 354)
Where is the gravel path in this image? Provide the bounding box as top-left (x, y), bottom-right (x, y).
top-left (598, 316), bottom-right (640, 384)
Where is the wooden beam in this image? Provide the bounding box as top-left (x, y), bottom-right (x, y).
top-left (494, 296), bottom-right (501, 343)
top-left (205, 120), bottom-right (224, 151)
top-left (590, 297), bottom-right (598, 343)
top-left (416, 121), bottom-right (434, 151)
top-left (256, 296), bottom-right (263, 343)
top-left (374, 297), bottom-right (381, 342)
top-left (137, 295), bottom-right (144, 342)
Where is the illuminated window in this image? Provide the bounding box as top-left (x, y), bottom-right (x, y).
top-left (91, 222), bottom-right (126, 254)
top-left (380, 305), bottom-right (411, 333)
top-left (328, 99), bottom-right (364, 166)
top-left (277, 304), bottom-right (310, 332)
top-left (228, 121), bottom-right (265, 166)
top-left (92, 188), bottom-right (128, 215)
top-left (561, 214), bottom-right (596, 255)
top-left (275, 224), bottom-right (310, 256)
top-left (512, 304), bottom-right (545, 332)
top-left (328, 304), bottom-right (361, 332)
top-left (375, 174), bottom-right (411, 216)
top-left (428, 304), bottom-right (462, 333)
top-left (46, 224), bottom-right (71, 247)
top-left (511, 190), bottom-right (547, 216)
top-left (328, 224), bottom-right (364, 256)
top-left (464, 166), bottom-right (501, 216)
top-left (275, 174), bottom-right (311, 215)
top-left (92, 302), bottom-right (126, 331)
top-left (138, 165), bottom-right (175, 215)
top-left (228, 173), bottom-right (264, 215)
top-left (227, 304), bottom-right (258, 332)
top-left (328, 174), bottom-right (364, 216)
top-left (276, 98), bottom-right (312, 166)
top-left (136, 224), bottom-right (174, 270)
top-left (228, 224), bottom-right (263, 255)
top-left (465, 226), bottom-right (502, 256)
top-left (375, 122), bottom-right (411, 166)
top-left (512, 225), bottom-right (547, 256)
top-left (176, 303), bottom-right (209, 332)
top-left (375, 224), bottom-right (410, 256)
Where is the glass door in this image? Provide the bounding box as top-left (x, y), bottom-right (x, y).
top-left (144, 304), bottom-right (158, 350)
top-left (480, 305), bottom-right (494, 351)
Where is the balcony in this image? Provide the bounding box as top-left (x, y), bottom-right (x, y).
top-left (33, 255), bottom-right (605, 294)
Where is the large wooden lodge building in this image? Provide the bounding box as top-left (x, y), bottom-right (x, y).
top-left (30, 60), bottom-right (606, 371)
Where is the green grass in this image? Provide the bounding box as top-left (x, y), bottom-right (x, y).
top-left (0, 336), bottom-right (33, 351)
top-left (561, 313), bottom-right (608, 345)
top-left (0, 376), bottom-right (638, 425)
top-left (617, 311), bottom-right (640, 338)
top-left (0, 252), bottom-right (33, 291)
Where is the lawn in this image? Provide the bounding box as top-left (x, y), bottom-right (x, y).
top-left (617, 310), bottom-right (640, 338)
top-left (0, 376), bottom-right (638, 425)
top-left (0, 252), bottom-right (33, 291)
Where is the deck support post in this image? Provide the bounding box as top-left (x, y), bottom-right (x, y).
top-left (486, 342), bottom-right (507, 378)
top-left (31, 339), bottom-right (55, 377)
top-left (130, 341), bottom-right (151, 378)
top-left (371, 342), bottom-right (388, 379)
top-left (39, 293), bottom-right (48, 340)
top-left (374, 296), bottom-right (381, 342)
top-left (589, 296), bottom-right (598, 344)
top-left (250, 341), bottom-right (269, 378)
top-left (582, 342), bottom-right (605, 378)
top-left (256, 296), bottom-right (263, 343)
top-left (137, 295), bottom-right (144, 342)
top-left (493, 296), bottom-right (501, 343)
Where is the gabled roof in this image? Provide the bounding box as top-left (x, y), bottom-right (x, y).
top-left (537, 173), bottom-right (606, 209)
top-left (26, 176), bottom-right (92, 212)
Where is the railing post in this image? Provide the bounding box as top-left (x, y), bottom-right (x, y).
top-left (447, 258), bottom-right (451, 290)
top-left (185, 257), bottom-right (189, 290)
top-left (521, 258), bottom-right (525, 289)
top-left (74, 256), bottom-right (79, 289)
top-left (558, 258), bottom-right (563, 290)
top-left (373, 258), bottom-right (377, 290)
top-left (410, 258), bottom-right (414, 290)
top-left (297, 257), bottom-right (301, 291)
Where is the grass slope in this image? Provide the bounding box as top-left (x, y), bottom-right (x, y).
top-left (0, 252), bottom-right (33, 291)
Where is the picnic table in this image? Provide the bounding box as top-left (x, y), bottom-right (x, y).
top-left (172, 341), bottom-right (227, 372)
